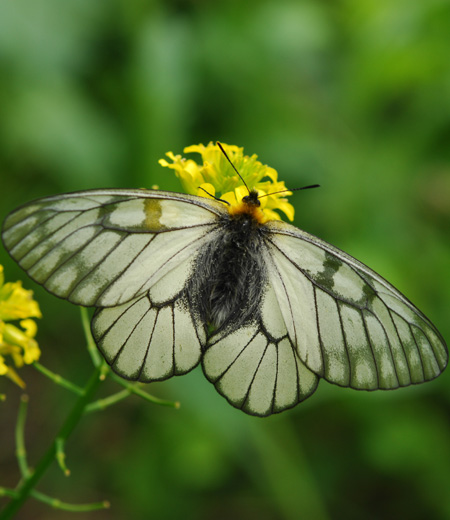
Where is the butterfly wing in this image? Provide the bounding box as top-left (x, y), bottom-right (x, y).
top-left (2, 189), bottom-right (226, 381)
top-left (263, 220), bottom-right (448, 390)
top-left (203, 328), bottom-right (319, 417)
top-left (92, 292), bottom-right (206, 381)
top-left (2, 189), bottom-right (226, 307)
top-left (202, 276), bottom-right (319, 417)
top-left (3, 188), bottom-right (446, 413)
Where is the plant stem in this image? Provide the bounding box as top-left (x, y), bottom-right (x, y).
top-left (80, 307), bottom-right (101, 367)
top-left (0, 365), bottom-right (104, 519)
top-left (85, 388), bottom-right (132, 413)
top-left (30, 490), bottom-right (109, 512)
top-left (15, 395), bottom-right (30, 478)
top-left (33, 363), bottom-right (84, 395)
top-left (55, 438), bottom-right (70, 476)
top-left (109, 373), bottom-right (180, 409)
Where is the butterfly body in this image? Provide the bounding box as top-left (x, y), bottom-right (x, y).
top-left (188, 190), bottom-right (267, 334)
top-left (2, 188), bottom-right (447, 416)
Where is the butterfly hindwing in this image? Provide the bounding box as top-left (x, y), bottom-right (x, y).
top-left (92, 292), bottom-right (205, 382)
top-left (2, 190), bottom-right (226, 307)
top-left (202, 276), bottom-right (319, 417)
top-left (203, 324), bottom-right (319, 417)
top-left (264, 220), bottom-right (448, 390)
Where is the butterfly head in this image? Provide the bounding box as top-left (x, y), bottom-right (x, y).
top-left (242, 190), bottom-right (261, 207)
top-left (228, 189), bottom-right (267, 224)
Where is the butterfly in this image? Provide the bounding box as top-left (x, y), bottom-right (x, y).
top-left (1, 144), bottom-right (447, 416)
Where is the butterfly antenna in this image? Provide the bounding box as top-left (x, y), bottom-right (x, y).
top-left (217, 141), bottom-right (250, 194)
top-left (257, 184), bottom-right (320, 199)
top-left (197, 186), bottom-right (230, 205)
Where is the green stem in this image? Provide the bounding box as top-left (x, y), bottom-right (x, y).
top-left (110, 373), bottom-right (180, 409)
top-left (0, 489), bottom-right (108, 512)
top-left (0, 365), bottom-right (104, 519)
top-left (15, 395), bottom-right (30, 478)
top-left (30, 490), bottom-right (109, 512)
top-left (85, 388), bottom-right (132, 413)
top-left (80, 307), bottom-right (101, 367)
top-left (0, 490), bottom-right (16, 499)
top-left (0, 489), bottom-right (109, 512)
top-left (55, 438), bottom-right (70, 476)
top-left (33, 363), bottom-right (83, 396)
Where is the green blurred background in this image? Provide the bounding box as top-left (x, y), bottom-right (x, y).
top-left (1, 1), bottom-right (449, 519)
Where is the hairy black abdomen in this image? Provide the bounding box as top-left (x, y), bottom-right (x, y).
top-left (188, 215), bottom-right (266, 335)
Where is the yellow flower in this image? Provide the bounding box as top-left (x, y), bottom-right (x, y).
top-left (159, 142), bottom-right (295, 221)
top-left (0, 265), bottom-right (42, 388)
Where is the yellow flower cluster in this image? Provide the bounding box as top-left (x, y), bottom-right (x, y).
top-left (159, 142), bottom-right (295, 222)
top-left (0, 265), bottom-right (42, 388)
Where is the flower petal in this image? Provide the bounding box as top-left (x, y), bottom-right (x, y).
top-left (159, 142), bottom-right (296, 222)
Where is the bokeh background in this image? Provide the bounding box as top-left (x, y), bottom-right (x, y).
top-left (1, 1), bottom-right (449, 519)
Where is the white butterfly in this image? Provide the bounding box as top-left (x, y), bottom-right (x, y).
top-left (2, 181), bottom-right (447, 416)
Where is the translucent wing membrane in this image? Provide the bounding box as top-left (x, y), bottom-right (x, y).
top-left (2, 190), bottom-right (225, 307)
top-left (92, 293), bottom-right (205, 381)
top-left (203, 324), bottom-right (318, 417)
top-left (265, 221), bottom-right (448, 391)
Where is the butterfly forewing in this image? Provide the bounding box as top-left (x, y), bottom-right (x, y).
top-left (2, 190), bottom-right (226, 307)
top-left (265, 220), bottom-right (448, 390)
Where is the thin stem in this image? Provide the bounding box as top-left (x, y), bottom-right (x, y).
top-left (80, 307), bottom-right (101, 367)
top-left (55, 438), bottom-right (70, 476)
top-left (110, 373), bottom-right (180, 409)
top-left (15, 395), bottom-right (30, 478)
top-left (33, 363), bottom-right (83, 395)
top-left (0, 489), bottom-right (109, 512)
top-left (85, 388), bottom-right (132, 413)
top-left (0, 490), bottom-right (16, 499)
top-left (0, 366), bottom-right (104, 520)
top-left (30, 490), bottom-right (109, 512)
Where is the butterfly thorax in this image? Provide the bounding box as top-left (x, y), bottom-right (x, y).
top-left (188, 193), bottom-right (267, 337)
